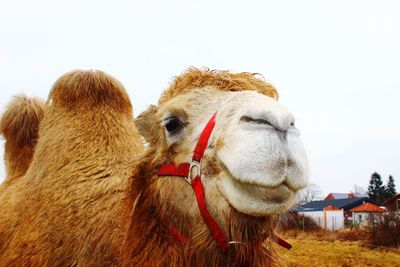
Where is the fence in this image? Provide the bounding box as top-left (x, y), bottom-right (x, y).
top-left (281, 211), bottom-right (400, 249)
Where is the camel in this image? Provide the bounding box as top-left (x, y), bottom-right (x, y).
top-left (0, 68), bottom-right (308, 266)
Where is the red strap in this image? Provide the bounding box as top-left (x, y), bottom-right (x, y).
top-left (168, 223), bottom-right (292, 252)
top-left (158, 163), bottom-right (190, 177)
top-left (191, 175), bottom-right (230, 252)
top-left (158, 113), bottom-right (229, 253)
top-left (192, 112), bottom-right (217, 162)
top-left (191, 112), bottom-right (229, 252)
top-left (276, 236), bottom-right (292, 249)
top-left (168, 224), bottom-right (189, 244)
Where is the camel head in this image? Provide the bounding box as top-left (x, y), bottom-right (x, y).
top-left (136, 68), bottom-right (308, 240)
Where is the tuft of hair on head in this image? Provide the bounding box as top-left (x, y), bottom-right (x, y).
top-left (48, 70), bottom-right (132, 114)
top-left (0, 95), bottom-right (45, 146)
top-left (158, 67), bottom-right (279, 104)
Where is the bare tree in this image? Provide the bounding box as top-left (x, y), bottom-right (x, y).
top-left (351, 184), bottom-right (367, 195)
top-left (298, 183), bottom-right (323, 204)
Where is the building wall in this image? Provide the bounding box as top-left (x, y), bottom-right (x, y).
top-left (325, 210), bottom-right (344, 230)
top-left (352, 212), bottom-right (384, 226)
top-left (299, 210), bottom-right (344, 230)
top-left (385, 195), bottom-right (400, 211)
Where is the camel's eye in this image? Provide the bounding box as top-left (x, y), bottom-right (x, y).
top-left (164, 117), bottom-right (184, 135)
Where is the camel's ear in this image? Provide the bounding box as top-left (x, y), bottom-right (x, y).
top-left (135, 105), bottom-right (160, 144)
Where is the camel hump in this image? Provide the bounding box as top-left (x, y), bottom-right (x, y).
top-left (0, 95), bottom-right (45, 146)
top-left (0, 95), bottom-right (45, 180)
top-left (49, 70), bottom-right (132, 114)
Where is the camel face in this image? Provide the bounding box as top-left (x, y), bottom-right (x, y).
top-left (215, 90), bottom-right (308, 216)
top-left (140, 86), bottom-right (308, 219)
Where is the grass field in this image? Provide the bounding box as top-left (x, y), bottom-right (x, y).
top-left (275, 232), bottom-right (400, 267)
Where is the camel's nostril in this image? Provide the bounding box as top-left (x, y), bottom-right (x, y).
top-left (240, 116), bottom-right (273, 127)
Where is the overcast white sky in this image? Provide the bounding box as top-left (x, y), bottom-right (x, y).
top-left (1, 0), bottom-right (399, 197)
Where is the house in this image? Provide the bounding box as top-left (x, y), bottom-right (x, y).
top-left (350, 202), bottom-right (386, 226)
top-left (324, 192), bottom-right (368, 200)
top-left (384, 193), bottom-right (400, 212)
top-left (293, 197), bottom-right (373, 230)
top-left (297, 204), bottom-right (344, 230)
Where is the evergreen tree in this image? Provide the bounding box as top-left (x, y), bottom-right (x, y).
top-left (367, 172), bottom-right (385, 204)
top-left (384, 175), bottom-right (397, 200)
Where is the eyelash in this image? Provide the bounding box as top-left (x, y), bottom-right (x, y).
top-left (164, 117), bottom-right (184, 135)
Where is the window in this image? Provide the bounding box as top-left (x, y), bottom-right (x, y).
top-left (397, 199), bottom-right (400, 211)
top-left (358, 214), bottom-right (362, 222)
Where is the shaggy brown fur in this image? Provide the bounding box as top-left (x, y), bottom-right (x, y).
top-left (0, 70), bottom-right (144, 266)
top-left (49, 70), bottom-right (132, 113)
top-left (0, 95), bottom-right (45, 183)
top-left (159, 68), bottom-right (278, 104)
top-left (0, 68), bottom-right (284, 266)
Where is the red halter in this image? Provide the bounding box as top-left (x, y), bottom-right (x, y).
top-left (158, 112), bottom-right (291, 253)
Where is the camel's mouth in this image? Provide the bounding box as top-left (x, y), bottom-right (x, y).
top-left (217, 166), bottom-right (297, 216)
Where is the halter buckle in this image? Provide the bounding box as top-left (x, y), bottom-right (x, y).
top-left (185, 160), bottom-right (201, 184)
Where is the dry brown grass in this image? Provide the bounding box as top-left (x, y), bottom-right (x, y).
top-left (276, 231), bottom-right (400, 267)
top-left (282, 229), bottom-right (370, 243)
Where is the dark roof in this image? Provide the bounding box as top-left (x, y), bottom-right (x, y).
top-left (292, 197), bottom-right (372, 212)
top-left (354, 193), bottom-right (368, 198)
